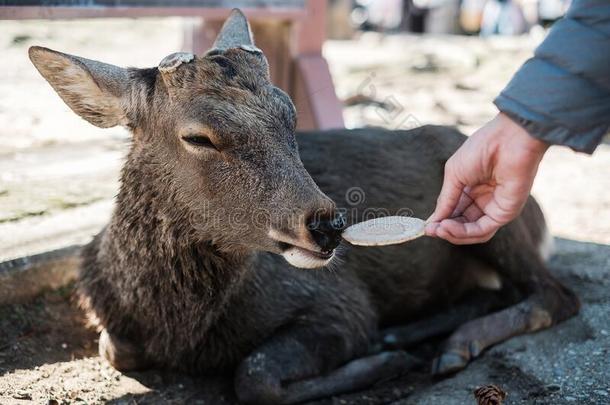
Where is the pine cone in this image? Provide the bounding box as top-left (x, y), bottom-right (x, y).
top-left (474, 384), bottom-right (507, 405)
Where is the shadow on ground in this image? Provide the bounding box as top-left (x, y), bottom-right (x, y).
top-left (1, 238), bottom-right (608, 404)
top-left (0, 285), bottom-right (98, 374)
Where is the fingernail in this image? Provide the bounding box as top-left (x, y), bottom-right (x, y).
top-left (436, 225), bottom-right (451, 239)
top-left (425, 222), bottom-right (439, 236)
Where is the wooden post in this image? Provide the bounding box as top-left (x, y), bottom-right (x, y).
top-left (291, 0), bottom-right (344, 130)
top-left (182, 18), bottom-right (222, 55)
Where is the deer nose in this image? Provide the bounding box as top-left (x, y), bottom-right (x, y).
top-left (307, 212), bottom-right (346, 252)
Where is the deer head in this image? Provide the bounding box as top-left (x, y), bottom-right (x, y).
top-left (28, 9), bottom-right (345, 269)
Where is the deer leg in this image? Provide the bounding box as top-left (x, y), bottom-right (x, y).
top-left (234, 326), bottom-right (419, 405)
top-left (99, 328), bottom-right (151, 372)
top-left (431, 281), bottom-right (579, 375)
top-left (431, 200), bottom-right (580, 375)
top-left (280, 351), bottom-right (420, 404)
top-left (380, 289), bottom-right (512, 350)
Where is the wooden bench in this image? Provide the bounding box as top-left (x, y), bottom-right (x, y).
top-left (0, 0), bottom-right (344, 130)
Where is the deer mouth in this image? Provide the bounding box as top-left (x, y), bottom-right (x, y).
top-left (288, 244), bottom-right (334, 260)
top-left (276, 242), bottom-right (335, 269)
top-left (269, 229), bottom-right (336, 269)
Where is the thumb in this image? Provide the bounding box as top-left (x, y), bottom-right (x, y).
top-left (428, 163), bottom-right (464, 224)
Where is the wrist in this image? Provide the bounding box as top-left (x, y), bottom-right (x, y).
top-left (495, 112), bottom-right (549, 157)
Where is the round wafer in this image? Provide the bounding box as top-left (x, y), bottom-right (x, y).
top-left (342, 216), bottom-right (426, 246)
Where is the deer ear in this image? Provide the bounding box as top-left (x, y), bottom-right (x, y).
top-left (29, 46), bottom-right (130, 128)
top-left (212, 8), bottom-right (261, 53)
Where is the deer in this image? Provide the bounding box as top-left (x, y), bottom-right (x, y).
top-left (28, 9), bottom-right (579, 404)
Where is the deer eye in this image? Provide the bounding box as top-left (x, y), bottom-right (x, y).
top-left (182, 135), bottom-right (219, 151)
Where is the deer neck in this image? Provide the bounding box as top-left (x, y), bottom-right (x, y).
top-left (104, 150), bottom-right (254, 307)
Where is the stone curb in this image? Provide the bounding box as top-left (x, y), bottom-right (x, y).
top-left (0, 245), bottom-right (82, 305)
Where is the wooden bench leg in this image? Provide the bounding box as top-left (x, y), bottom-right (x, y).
top-left (182, 17), bottom-right (222, 55)
top-left (293, 54), bottom-right (344, 130)
top-left (292, 0), bottom-right (344, 130)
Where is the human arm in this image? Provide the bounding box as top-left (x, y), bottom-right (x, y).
top-left (426, 0), bottom-right (610, 244)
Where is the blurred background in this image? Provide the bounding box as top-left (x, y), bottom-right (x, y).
top-left (329, 0), bottom-right (569, 37)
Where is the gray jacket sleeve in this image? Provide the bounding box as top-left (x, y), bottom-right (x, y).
top-left (494, 0), bottom-right (610, 154)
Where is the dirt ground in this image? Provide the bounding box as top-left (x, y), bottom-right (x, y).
top-left (1, 18), bottom-right (609, 404)
top-left (1, 238), bottom-right (608, 405)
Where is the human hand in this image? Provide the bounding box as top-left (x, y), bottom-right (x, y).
top-left (425, 113), bottom-right (549, 244)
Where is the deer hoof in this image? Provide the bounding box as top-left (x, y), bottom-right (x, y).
top-left (431, 349), bottom-right (470, 376)
top-left (99, 329), bottom-right (149, 372)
